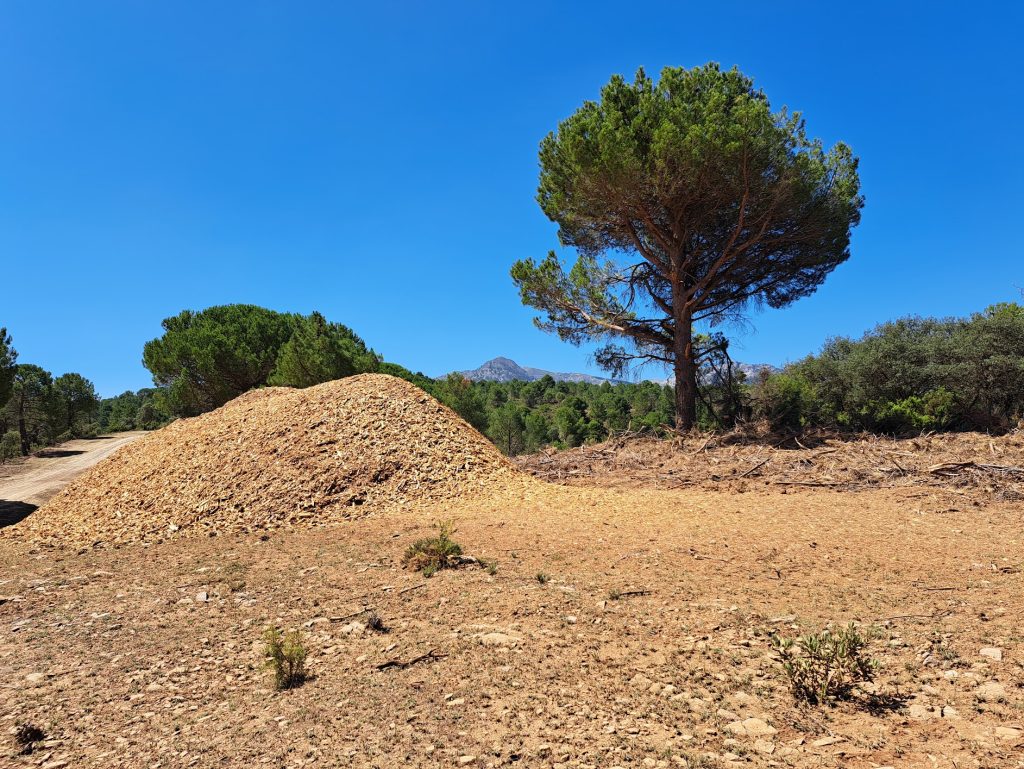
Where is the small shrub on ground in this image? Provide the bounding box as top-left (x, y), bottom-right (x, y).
top-left (14, 723), bottom-right (45, 754)
top-left (483, 559), bottom-right (498, 576)
top-left (402, 520), bottom-right (463, 577)
top-left (771, 623), bottom-right (878, 704)
top-left (263, 627), bottom-right (307, 690)
top-left (535, 572), bottom-right (549, 584)
top-left (0, 430), bottom-right (20, 463)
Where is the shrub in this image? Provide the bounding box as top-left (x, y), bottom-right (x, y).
top-left (263, 627), bottom-right (307, 690)
top-left (402, 520), bottom-right (463, 577)
top-left (770, 623), bottom-right (877, 704)
top-left (535, 572), bottom-right (549, 584)
top-left (753, 372), bottom-right (814, 431)
top-left (0, 430), bottom-right (20, 463)
top-left (14, 723), bottom-right (45, 754)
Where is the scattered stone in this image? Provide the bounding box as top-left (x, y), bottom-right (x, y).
top-left (906, 703), bottom-right (934, 720)
top-left (975, 682), bottom-right (1007, 702)
top-left (980, 647), bottom-right (1003, 662)
top-left (941, 706), bottom-right (960, 719)
top-left (812, 736), bottom-right (845, 747)
top-left (753, 739), bottom-right (775, 754)
top-left (25, 672), bottom-right (47, 686)
top-left (340, 621), bottom-right (366, 636)
top-left (457, 756), bottom-right (477, 765)
top-left (630, 673), bottom-right (653, 690)
top-left (995, 726), bottom-right (1022, 741)
top-left (725, 718), bottom-right (777, 738)
top-left (478, 632), bottom-right (520, 648)
top-left (195, 591), bottom-right (208, 602)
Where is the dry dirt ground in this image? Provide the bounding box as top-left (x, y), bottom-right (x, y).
top-left (0, 433), bottom-right (144, 526)
top-left (2, 430), bottom-right (1023, 767)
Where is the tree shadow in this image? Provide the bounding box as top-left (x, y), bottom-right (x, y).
top-left (0, 500), bottom-right (38, 527)
top-left (33, 449), bottom-right (85, 459)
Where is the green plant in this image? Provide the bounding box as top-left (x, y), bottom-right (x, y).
top-left (770, 623), bottom-right (878, 704)
top-left (402, 520), bottom-right (463, 577)
top-left (263, 627), bottom-right (307, 690)
top-left (0, 430), bottom-right (20, 463)
top-left (535, 572), bottom-right (549, 584)
top-left (483, 559), bottom-right (498, 576)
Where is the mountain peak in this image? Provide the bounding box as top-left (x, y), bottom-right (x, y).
top-left (457, 357), bottom-right (619, 385)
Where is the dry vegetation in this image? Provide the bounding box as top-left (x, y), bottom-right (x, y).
top-left (2, 376), bottom-right (1022, 767)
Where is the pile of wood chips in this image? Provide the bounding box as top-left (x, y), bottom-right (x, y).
top-left (11, 374), bottom-right (516, 547)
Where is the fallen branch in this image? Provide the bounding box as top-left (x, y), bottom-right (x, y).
top-left (688, 548), bottom-right (732, 564)
top-left (376, 649), bottom-right (447, 671)
top-left (611, 589), bottom-right (650, 599)
top-left (737, 456), bottom-right (772, 479)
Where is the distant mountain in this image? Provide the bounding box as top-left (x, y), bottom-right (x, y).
top-left (457, 357), bottom-right (625, 385)
top-left (457, 356), bottom-right (779, 386)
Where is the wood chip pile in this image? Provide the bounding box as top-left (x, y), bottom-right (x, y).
top-left (13, 374), bottom-right (516, 547)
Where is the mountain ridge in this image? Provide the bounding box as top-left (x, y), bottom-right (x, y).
top-left (457, 357), bottom-right (778, 385)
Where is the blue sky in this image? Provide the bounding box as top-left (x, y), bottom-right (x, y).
top-left (2, 2), bottom-right (1021, 396)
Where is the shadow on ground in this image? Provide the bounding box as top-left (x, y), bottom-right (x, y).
top-left (33, 449), bottom-right (86, 459)
top-left (0, 500), bottom-right (38, 527)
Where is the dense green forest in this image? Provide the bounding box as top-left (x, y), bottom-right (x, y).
top-left (3, 301), bottom-right (1022, 461)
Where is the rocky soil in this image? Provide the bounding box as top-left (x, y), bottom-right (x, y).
top-left (1, 385), bottom-right (1022, 767)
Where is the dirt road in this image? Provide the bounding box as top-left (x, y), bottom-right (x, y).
top-left (0, 432), bottom-right (144, 525)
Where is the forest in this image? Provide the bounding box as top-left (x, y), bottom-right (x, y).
top-left (3, 300), bottom-right (1022, 461)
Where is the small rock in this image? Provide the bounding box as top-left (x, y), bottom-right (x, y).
top-left (995, 726), bottom-right (1022, 741)
top-left (812, 736), bottom-right (845, 747)
top-left (563, 615), bottom-right (577, 624)
top-left (975, 682), bottom-right (1007, 702)
top-left (753, 739), bottom-right (775, 754)
top-left (725, 718), bottom-right (777, 738)
top-left (906, 703), bottom-right (934, 720)
top-left (25, 672), bottom-right (47, 686)
top-left (457, 756), bottom-right (477, 766)
top-left (630, 673), bottom-right (653, 689)
top-left (340, 621), bottom-right (366, 636)
top-left (980, 647), bottom-right (1003, 662)
top-left (942, 705), bottom-right (960, 719)
top-left (195, 591), bottom-right (208, 602)
top-left (478, 632), bottom-right (520, 648)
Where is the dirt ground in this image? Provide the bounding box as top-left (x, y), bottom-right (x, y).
top-left (2, 438), bottom-right (1023, 768)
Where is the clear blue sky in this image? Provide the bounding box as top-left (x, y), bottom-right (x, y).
top-left (2, 2), bottom-right (1021, 396)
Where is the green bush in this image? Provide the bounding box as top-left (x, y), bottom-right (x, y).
top-left (263, 627), bottom-right (307, 690)
top-left (770, 623), bottom-right (878, 704)
top-left (870, 387), bottom-right (954, 433)
top-left (402, 520), bottom-right (463, 577)
top-left (754, 373), bottom-right (814, 431)
top-left (0, 431), bottom-right (20, 463)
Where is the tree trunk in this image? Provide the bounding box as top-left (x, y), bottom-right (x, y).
top-left (673, 304), bottom-right (698, 432)
top-left (18, 415), bottom-right (29, 456)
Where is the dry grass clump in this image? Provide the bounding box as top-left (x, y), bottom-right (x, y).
top-left (14, 723), bottom-right (45, 754)
top-left (771, 623), bottom-right (878, 704)
top-left (402, 520), bottom-right (463, 578)
top-left (263, 627), bottom-right (307, 691)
